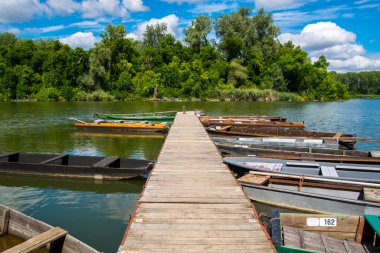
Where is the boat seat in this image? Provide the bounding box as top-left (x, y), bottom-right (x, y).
top-left (40, 154), bottom-right (69, 165)
top-left (0, 152), bottom-right (19, 162)
top-left (286, 162), bottom-right (319, 168)
top-left (93, 156), bottom-right (120, 168)
top-left (3, 227), bottom-right (67, 253)
top-left (321, 166), bottom-right (339, 177)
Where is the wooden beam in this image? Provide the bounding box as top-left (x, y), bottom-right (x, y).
top-left (0, 208), bottom-right (10, 236)
top-left (92, 156), bottom-right (120, 168)
top-left (3, 227), bottom-right (67, 253)
top-left (40, 154), bottom-right (68, 165)
top-left (0, 152), bottom-right (19, 162)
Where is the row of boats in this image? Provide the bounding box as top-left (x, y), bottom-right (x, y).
top-left (201, 113), bottom-right (380, 252)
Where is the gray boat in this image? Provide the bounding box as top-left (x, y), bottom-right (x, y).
top-left (213, 137), bottom-right (340, 149)
top-left (224, 156), bottom-right (380, 183)
top-left (238, 172), bottom-right (380, 215)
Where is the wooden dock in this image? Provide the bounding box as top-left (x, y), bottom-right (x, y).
top-left (120, 111), bottom-right (275, 253)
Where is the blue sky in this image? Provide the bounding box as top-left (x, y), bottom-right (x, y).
top-left (0, 0), bottom-right (379, 72)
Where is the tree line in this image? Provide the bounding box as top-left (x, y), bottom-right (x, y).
top-left (0, 8), bottom-right (349, 102)
top-left (336, 71), bottom-right (380, 96)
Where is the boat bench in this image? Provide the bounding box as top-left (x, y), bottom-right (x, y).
top-left (321, 166), bottom-right (339, 177)
top-left (0, 152), bottom-right (19, 162)
top-left (40, 154), bottom-right (69, 165)
top-left (3, 227), bottom-right (67, 253)
top-left (92, 156), bottom-right (120, 168)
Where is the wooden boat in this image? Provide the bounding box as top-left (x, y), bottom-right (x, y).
top-left (198, 115), bottom-right (287, 122)
top-left (0, 203), bottom-right (99, 252)
top-left (213, 137), bottom-right (341, 149)
top-left (94, 111), bottom-right (177, 122)
top-left (224, 156), bottom-right (380, 183)
top-left (237, 171), bottom-right (380, 215)
top-left (216, 143), bottom-right (380, 164)
top-left (207, 125), bottom-right (357, 149)
top-left (269, 212), bottom-right (380, 253)
top-left (72, 120), bottom-right (169, 133)
top-left (199, 117), bottom-right (305, 128)
top-left (0, 152), bottom-right (153, 180)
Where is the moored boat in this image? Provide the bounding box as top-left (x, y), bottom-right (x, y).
top-left (199, 115), bottom-right (287, 122)
top-left (0, 203), bottom-right (99, 252)
top-left (207, 125), bottom-right (357, 149)
top-left (238, 172), bottom-right (380, 215)
top-left (270, 212), bottom-right (379, 252)
top-left (72, 120), bottom-right (169, 133)
top-left (216, 142), bottom-right (380, 164)
top-left (94, 111), bottom-right (177, 122)
top-left (0, 152), bottom-right (153, 180)
top-left (224, 156), bottom-right (380, 183)
top-left (199, 118), bottom-right (305, 128)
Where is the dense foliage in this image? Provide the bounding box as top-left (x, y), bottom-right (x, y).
top-left (0, 8), bottom-right (348, 102)
top-left (336, 71), bottom-right (380, 95)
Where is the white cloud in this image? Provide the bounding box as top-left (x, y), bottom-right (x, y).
top-left (0, 0), bottom-right (44, 23)
top-left (131, 14), bottom-right (180, 40)
top-left (191, 2), bottom-right (239, 14)
top-left (161, 0), bottom-right (203, 4)
top-left (278, 21), bottom-right (380, 72)
top-left (59, 32), bottom-right (98, 50)
top-left (309, 44), bottom-right (365, 60)
top-left (278, 22), bottom-right (356, 50)
top-left (254, 0), bottom-right (314, 10)
top-left (122, 0), bottom-right (149, 12)
top-left (81, 0), bottom-right (127, 19)
top-left (327, 56), bottom-right (380, 72)
top-left (126, 33), bottom-right (138, 40)
top-left (0, 25), bottom-right (21, 34)
top-left (25, 25), bottom-right (66, 34)
top-left (46, 0), bottom-right (80, 16)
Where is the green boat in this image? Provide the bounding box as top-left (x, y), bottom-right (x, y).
top-left (94, 111), bottom-right (177, 122)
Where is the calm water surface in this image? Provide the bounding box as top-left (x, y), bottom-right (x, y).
top-left (0, 99), bottom-right (379, 252)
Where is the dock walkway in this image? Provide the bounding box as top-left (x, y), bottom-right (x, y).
top-left (120, 111), bottom-right (275, 253)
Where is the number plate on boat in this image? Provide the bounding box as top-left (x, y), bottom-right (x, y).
top-left (320, 218), bottom-right (336, 226)
top-left (307, 218), bottom-right (336, 226)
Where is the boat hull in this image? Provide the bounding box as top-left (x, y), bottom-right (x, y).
top-left (241, 183), bottom-right (380, 216)
top-left (75, 122), bottom-right (168, 133)
top-left (0, 153), bottom-right (152, 180)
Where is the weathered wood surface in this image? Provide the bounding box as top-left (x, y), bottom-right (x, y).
top-left (283, 226), bottom-right (366, 253)
top-left (120, 111), bottom-right (274, 253)
top-left (363, 187), bottom-right (380, 203)
top-left (3, 227), bottom-right (67, 253)
top-left (281, 213), bottom-right (361, 240)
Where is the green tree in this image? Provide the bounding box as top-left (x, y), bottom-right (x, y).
top-left (184, 15), bottom-right (211, 53)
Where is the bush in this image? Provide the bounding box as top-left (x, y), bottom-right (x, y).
top-left (35, 87), bottom-right (61, 101)
top-left (89, 89), bottom-right (114, 101)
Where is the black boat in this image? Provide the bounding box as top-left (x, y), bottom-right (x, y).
top-left (0, 152), bottom-right (153, 180)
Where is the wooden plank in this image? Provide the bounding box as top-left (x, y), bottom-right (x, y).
top-left (4, 227), bottom-right (67, 253)
top-left (40, 154), bottom-right (68, 165)
top-left (281, 213), bottom-right (361, 235)
top-left (0, 208), bottom-right (10, 236)
top-left (321, 166), bottom-right (339, 177)
top-left (92, 156), bottom-right (120, 167)
top-left (363, 187), bottom-right (380, 203)
top-left (238, 174), bottom-right (270, 185)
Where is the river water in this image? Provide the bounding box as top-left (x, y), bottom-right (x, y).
top-left (0, 99), bottom-right (379, 252)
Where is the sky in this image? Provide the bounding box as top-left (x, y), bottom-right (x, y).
top-left (0, 0), bottom-right (379, 72)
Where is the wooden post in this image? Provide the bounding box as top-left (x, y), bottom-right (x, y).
top-left (0, 209), bottom-right (10, 236)
top-left (271, 210), bottom-right (282, 245)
